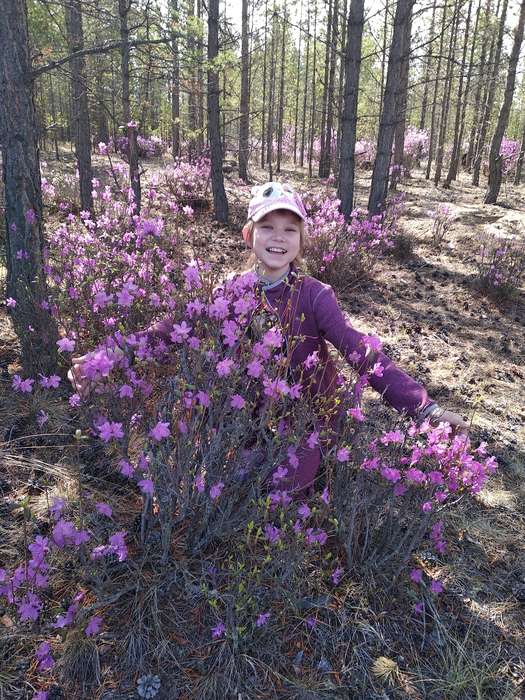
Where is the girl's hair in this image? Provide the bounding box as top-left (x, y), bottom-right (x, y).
top-left (242, 209), bottom-right (306, 271)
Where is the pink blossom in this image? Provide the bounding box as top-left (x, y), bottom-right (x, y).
top-left (57, 337), bottom-right (75, 352)
top-left (196, 391), bottom-right (210, 407)
top-left (85, 615), bottom-right (103, 636)
top-left (6, 297), bottom-right (16, 308)
top-left (210, 481), bottom-right (224, 500)
top-left (194, 473), bottom-right (205, 493)
top-left (272, 465), bottom-right (288, 484)
top-left (262, 328), bottom-right (283, 348)
top-left (230, 394), bottom-right (246, 409)
top-left (39, 374), bottom-right (61, 389)
top-left (211, 621), bottom-right (226, 638)
top-left (98, 421), bottom-right (124, 442)
top-left (430, 580), bottom-right (444, 594)
top-left (298, 503), bottom-right (311, 519)
top-left (256, 611), bottom-right (271, 627)
top-left (421, 501), bottom-right (433, 513)
top-left (247, 359), bottom-right (264, 378)
top-left (150, 421), bottom-right (170, 441)
top-left (170, 321), bottom-right (192, 343)
top-left (381, 467), bottom-right (401, 483)
top-left (331, 566), bottom-right (344, 585)
top-left (12, 374), bottom-right (34, 393)
top-left (216, 358), bottom-right (234, 377)
top-left (307, 431), bottom-right (319, 449)
top-left (119, 384), bottom-right (134, 398)
top-left (336, 447), bottom-right (350, 462)
top-left (410, 568), bottom-right (423, 584)
top-left (138, 479), bottom-right (154, 495)
top-left (69, 393), bottom-right (81, 407)
top-left (371, 362), bottom-right (384, 377)
top-left (347, 407), bottom-right (365, 422)
top-left (321, 487), bottom-right (330, 505)
top-left (96, 502), bottom-right (112, 517)
top-left (264, 523), bottom-right (281, 543)
top-left (414, 601), bottom-right (425, 615)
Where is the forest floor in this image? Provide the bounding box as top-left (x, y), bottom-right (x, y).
top-left (1, 151), bottom-right (524, 699)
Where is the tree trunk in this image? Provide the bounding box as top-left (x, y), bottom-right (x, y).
top-left (266, 8), bottom-right (277, 180)
top-left (65, 0), bottom-right (93, 212)
top-left (472, 0), bottom-right (509, 186)
top-left (300, 5), bottom-right (311, 167)
top-left (379, 0), bottom-right (389, 120)
top-left (238, 0), bottom-right (250, 181)
top-left (276, 12), bottom-right (287, 173)
top-left (466, 0), bottom-right (492, 170)
top-left (390, 5), bottom-right (413, 190)
top-left (338, 0), bottom-right (365, 219)
top-left (171, 0), bottom-right (180, 159)
top-left (318, 0), bottom-right (334, 178)
top-left (368, 0), bottom-right (415, 215)
top-left (293, 0), bottom-right (303, 164)
top-left (485, 0), bottom-right (525, 203)
top-left (425, 0), bottom-right (447, 179)
top-left (514, 116), bottom-right (525, 184)
top-left (119, 0), bottom-right (141, 212)
top-left (261, 0), bottom-right (268, 168)
top-left (207, 0), bottom-right (229, 222)
top-left (308, 0), bottom-right (318, 179)
top-left (335, 0), bottom-right (348, 179)
top-left (322, 0), bottom-right (339, 177)
top-left (433, 0), bottom-right (460, 186)
top-left (419, 0), bottom-right (437, 130)
top-left (444, 0), bottom-right (476, 187)
top-left (196, 0), bottom-right (205, 155)
top-left (0, 0), bottom-right (58, 374)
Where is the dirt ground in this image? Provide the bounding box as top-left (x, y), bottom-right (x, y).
top-left (1, 153), bottom-right (524, 698)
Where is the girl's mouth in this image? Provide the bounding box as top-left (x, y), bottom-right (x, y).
top-left (266, 247), bottom-right (287, 254)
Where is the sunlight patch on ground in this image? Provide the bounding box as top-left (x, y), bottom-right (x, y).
top-left (477, 487), bottom-right (517, 510)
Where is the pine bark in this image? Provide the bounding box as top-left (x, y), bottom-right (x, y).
top-left (338, 0), bottom-right (365, 218)
top-left (276, 12), bottom-right (287, 173)
top-left (171, 0), bottom-right (181, 159)
top-left (484, 0), bottom-right (525, 203)
top-left (390, 5), bottom-right (413, 190)
top-left (472, 0), bottom-right (509, 186)
top-left (444, 0), bottom-right (476, 187)
top-left (308, 1), bottom-right (318, 178)
top-left (514, 116), bottom-right (525, 184)
top-left (419, 0), bottom-right (437, 130)
top-left (238, 0), bottom-right (250, 181)
top-left (425, 0), bottom-right (448, 179)
top-left (65, 0), bottom-right (93, 212)
top-left (299, 5), bottom-right (311, 167)
top-left (207, 0), bottom-right (229, 222)
top-left (0, 0), bottom-right (58, 373)
top-left (368, 0), bottom-right (415, 215)
top-left (319, 0), bottom-right (334, 178)
top-left (119, 0), bottom-right (141, 212)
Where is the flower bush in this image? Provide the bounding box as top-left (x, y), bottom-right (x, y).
top-left (2, 164), bottom-right (498, 698)
top-left (475, 226), bottom-right (525, 298)
top-left (427, 203), bottom-right (456, 248)
top-left (302, 190), bottom-right (404, 287)
top-left (109, 134), bottom-right (167, 160)
top-left (161, 156), bottom-right (211, 208)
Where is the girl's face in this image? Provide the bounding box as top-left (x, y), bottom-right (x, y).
top-left (252, 209), bottom-right (302, 281)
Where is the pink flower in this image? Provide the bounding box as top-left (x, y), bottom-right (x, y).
top-left (196, 391), bottom-right (210, 407)
top-left (264, 523), bottom-right (281, 543)
top-left (410, 568), bottom-right (423, 584)
top-left (421, 501), bottom-right (433, 513)
top-left (170, 321), bottom-right (192, 343)
top-left (381, 467), bottom-right (401, 483)
top-left (336, 447), bottom-right (350, 462)
top-left (362, 334), bottom-right (382, 352)
top-left (414, 601), bottom-right (425, 615)
top-left (430, 580), bottom-right (444, 594)
top-left (230, 394), bottom-right (246, 409)
top-left (69, 393), bottom-right (81, 407)
top-left (303, 351), bottom-right (319, 369)
top-left (331, 566), bottom-right (344, 585)
top-left (57, 337), bottom-right (75, 352)
top-left (96, 502), bottom-right (112, 517)
top-left (119, 384), bottom-right (134, 399)
top-left (12, 374), bottom-right (34, 393)
top-left (211, 621), bottom-right (226, 638)
top-left (347, 407), bottom-right (365, 422)
top-left (138, 479), bottom-right (154, 495)
top-left (298, 503), bottom-right (311, 519)
top-left (247, 359), bottom-right (264, 378)
top-left (262, 328), bottom-right (283, 348)
top-left (272, 465), bottom-right (288, 484)
top-left (371, 362), bottom-right (384, 377)
top-left (150, 421), bottom-right (170, 441)
top-left (307, 431), bottom-right (319, 449)
top-left (98, 421), bottom-right (124, 442)
top-left (6, 297), bottom-right (16, 308)
top-left (210, 481), bottom-right (224, 500)
top-left (194, 473), bottom-right (205, 493)
top-left (85, 615), bottom-right (103, 636)
top-left (216, 358), bottom-right (234, 377)
top-left (39, 374), bottom-right (61, 389)
top-left (256, 611), bottom-right (271, 627)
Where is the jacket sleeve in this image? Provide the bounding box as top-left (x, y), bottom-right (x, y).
top-left (312, 284), bottom-right (432, 417)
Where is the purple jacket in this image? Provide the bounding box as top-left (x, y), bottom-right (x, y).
top-left (257, 268), bottom-right (432, 418)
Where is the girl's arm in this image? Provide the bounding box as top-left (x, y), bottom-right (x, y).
top-left (312, 284), bottom-right (435, 418)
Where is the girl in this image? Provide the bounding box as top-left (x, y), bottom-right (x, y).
top-left (69, 181), bottom-right (468, 494)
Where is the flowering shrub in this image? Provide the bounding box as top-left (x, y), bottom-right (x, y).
top-left (3, 168), bottom-right (498, 697)
top-left (404, 127), bottom-right (429, 168)
top-left (427, 203), bottom-right (456, 248)
top-left (499, 137), bottom-right (520, 177)
top-left (161, 156), bottom-right (211, 207)
top-left (475, 226), bottom-right (525, 298)
top-left (302, 190), bottom-right (403, 287)
top-left (110, 134), bottom-right (167, 160)
top-left (355, 139), bottom-right (376, 169)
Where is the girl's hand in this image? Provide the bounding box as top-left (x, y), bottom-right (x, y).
top-left (431, 409), bottom-right (469, 435)
top-left (67, 354), bottom-right (92, 397)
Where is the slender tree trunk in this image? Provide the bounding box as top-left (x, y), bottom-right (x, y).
top-left (466, 0), bottom-right (492, 170)
top-left (485, 0), bottom-right (525, 203)
top-left (322, 0), bottom-right (339, 177)
top-left (293, 0), bottom-right (303, 164)
top-left (379, 0), bottom-right (389, 120)
top-left (48, 74), bottom-right (61, 160)
top-left (390, 4), bottom-right (413, 190)
top-left (266, 7), bottom-right (277, 180)
top-left (514, 116), bottom-right (525, 184)
top-left (425, 0), bottom-right (447, 179)
top-left (261, 0), bottom-right (268, 168)
top-left (335, 0), bottom-right (348, 179)
top-left (171, 0), bottom-right (180, 159)
top-left (369, 0), bottom-right (415, 215)
top-left (319, 0), bottom-right (334, 177)
top-left (433, 0), bottom-right (460, 186)
top-left (207, 0), bottom-right (229, 222)
top-left (308, 0), bottom-right (318, 179)
top-left (238, 0), bottom-right (250, 181)
top-left (300, 5), bottom-right (311, 167)
top-left (119, 0), bottom-right (141, 212)
top-left (65, 0), bottom-right (93, 212)
top-left (276, 12), bottom-right (287, 173)
top-left (196, 0), bottom-right (205, 155)
top-left (444, 0), bottom-right (476, 186)
top-left (419, 0), bottom-right (437, 130)
top-left (0, 0), bottom-right (58, 373)
top-left (338, 0), bottom-right (365, 218)
top-left (472, 0), bottom-right (509, 186)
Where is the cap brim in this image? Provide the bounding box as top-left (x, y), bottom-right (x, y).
top-left (251, 201), bottom-right (306, 222)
